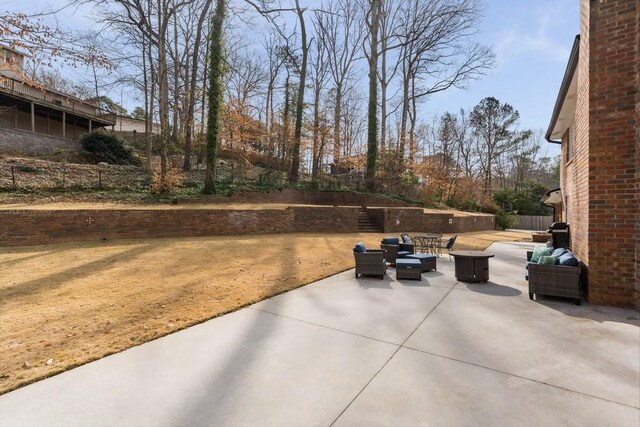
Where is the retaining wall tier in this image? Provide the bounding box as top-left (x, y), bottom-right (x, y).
top-left (180, 188), bottom-right (411, 207)
top-left (0, 207), bottom-right (496, 247)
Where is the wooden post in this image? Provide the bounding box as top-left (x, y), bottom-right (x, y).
top-left (30, 102), bottom-right (35, 132)
top-left (14, 103), bottom-right (18, 129)
top-left (62, 111), bottom-right (66, 139)
top-left (89, 119), bottom-right (92, 132)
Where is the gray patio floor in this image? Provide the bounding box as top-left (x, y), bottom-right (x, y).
top-left (1, 242), bottom-right (638, 426)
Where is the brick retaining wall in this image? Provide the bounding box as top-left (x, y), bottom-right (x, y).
top-left (0, 207), bottom-right (496, 247)
top-left (0, 209), bottom-right (293, 246)
top-left (181, 188), bottom-right (411, 207)
top-left (292, 206), bottom-right (359, 232)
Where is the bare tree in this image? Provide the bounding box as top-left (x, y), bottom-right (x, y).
top-left (315, 0), bottom-right (364, 170)
top-left (262, 30), bottom-right (285, 157)
top-left (364, 0), bottom-right (380, 189)
top-left (308, 35), bottom-right (331, 182)
top-left (470, 97), bottom-right (531, 197)
top-left (182, 0), bottom-right (213, 170)
top-left (396, 0), bottom-right (495, 163)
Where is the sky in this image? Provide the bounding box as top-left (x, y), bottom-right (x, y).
top-left (5, 0), bottom-right (578, 158)
top-left (424, 0), bottom-right (579, 158)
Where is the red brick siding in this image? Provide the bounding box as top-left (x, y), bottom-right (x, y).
top-left (587, 0), bottom-right (639, 308)
top-left (636, 0), bottom-right (640, 311)
top-left (563, 0), bottom-right (591, 269)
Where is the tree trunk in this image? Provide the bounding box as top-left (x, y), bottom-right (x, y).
top-left (408, 74), bottom-right (417, 163)
top-left (311, 84), bottom-right (321, 182)
top-left (333, 84), bottom-right (342, 170)
top-left (157, 0), bottom-right (170, 177)
top-left (184, 0), bottom-right (213, 171)
top-left (142, 39), bottom-right (152, 172)
top-left (399, 73), bottom-right (409, 159)
top-left (289, 0), bottom-right (308, 184)
top-left (366, 0), bottom-right (380, 190)
top-left (203, 0), bottom-right (227, 194)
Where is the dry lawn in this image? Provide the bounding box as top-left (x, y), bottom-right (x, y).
top-left (0, 230), bottom-right (530, 394)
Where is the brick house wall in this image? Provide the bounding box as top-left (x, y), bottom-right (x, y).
top-left (564, 0), bottom-right (591, 270)
top-left (637, 0), bottom-right (640, 312)
top-left (586, 0), bottom-right (639, 308)
top-left (553, 0), bottom-right (638, 309)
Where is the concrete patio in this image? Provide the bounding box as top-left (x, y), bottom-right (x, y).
top-left (1, 242), bottom-right (638, 426)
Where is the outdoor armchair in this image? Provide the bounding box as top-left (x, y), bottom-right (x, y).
top-left (380, 236), bottom-right (415, 266)
top-left (354, 242), bottom-right (387, 279)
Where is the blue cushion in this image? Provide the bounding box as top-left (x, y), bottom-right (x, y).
top-left (354, 242), bottom-right (366, 253)
top-left (559, 252), bottom-right (579, 266)
top-left (551, 247), bottom-right (567, 258)
top-left (406, 253), bottom-right (437, 261)
top-left (382, 237), bottom-right (400, 245)
top-left (396, 258), bottom-right (421, 267)
top-left (397, 251), bottom-right (412, 258)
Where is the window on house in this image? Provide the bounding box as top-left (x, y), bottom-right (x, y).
top-left (565, 126), bottom-right (573, 162)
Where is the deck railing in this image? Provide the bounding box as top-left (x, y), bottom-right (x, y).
top-left (0, 75), bottom-right (116, 125)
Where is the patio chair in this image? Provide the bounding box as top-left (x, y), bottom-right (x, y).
top-left (380, 236), bottom-right (415, 266)
top-left (353, 242), bottom-right (387, 279)
top-left (434, 235), bottom-right (457, 259)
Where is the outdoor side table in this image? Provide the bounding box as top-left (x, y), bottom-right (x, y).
top-left (449, 251), bottom-right (495, 283)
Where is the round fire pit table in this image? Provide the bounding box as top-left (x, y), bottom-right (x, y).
top-left (449, 251), bottom-right (495, 283)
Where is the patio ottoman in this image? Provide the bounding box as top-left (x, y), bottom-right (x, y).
top-left (405, 253), bottom-right (437, 272)
top-left (395, 258), bottom-right (422, 281)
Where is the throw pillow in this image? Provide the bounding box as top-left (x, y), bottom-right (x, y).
top-left (539, 255), bottom-right (558, 265)
top-left (531, 246), bottom-right (553, 263)
top-left (354, 242), bottom-right (367, 253)
top-left (559, 252), bottom-right (579, 266)
top-left (551, 247), bottom-right (567, 258)
top-left (401, 235), bottom-right (413, 244)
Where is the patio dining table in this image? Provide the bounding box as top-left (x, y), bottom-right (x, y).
top-left (412, 233), bottom-right (443, 255)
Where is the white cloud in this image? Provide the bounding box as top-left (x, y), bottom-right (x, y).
top-left (493, 1), bottom-right (576, 66)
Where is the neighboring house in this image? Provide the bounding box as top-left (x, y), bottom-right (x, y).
top-left (113, 114), bottom-right (160, 134)
top-left (0, 43), bottom-right (115, 150)
top-left (545, 0), bottom-right (638, 309)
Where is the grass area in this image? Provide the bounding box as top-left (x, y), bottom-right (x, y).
top-left (0, 230), bottom-right (530, 395)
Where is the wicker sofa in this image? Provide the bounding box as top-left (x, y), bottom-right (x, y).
top-left (527, 250), bottom-right (582, 305)
top-left (354, 242), bottom-right (387, 279)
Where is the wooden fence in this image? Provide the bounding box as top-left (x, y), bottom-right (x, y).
top-left (516, 215), bottom-right (553, 231)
